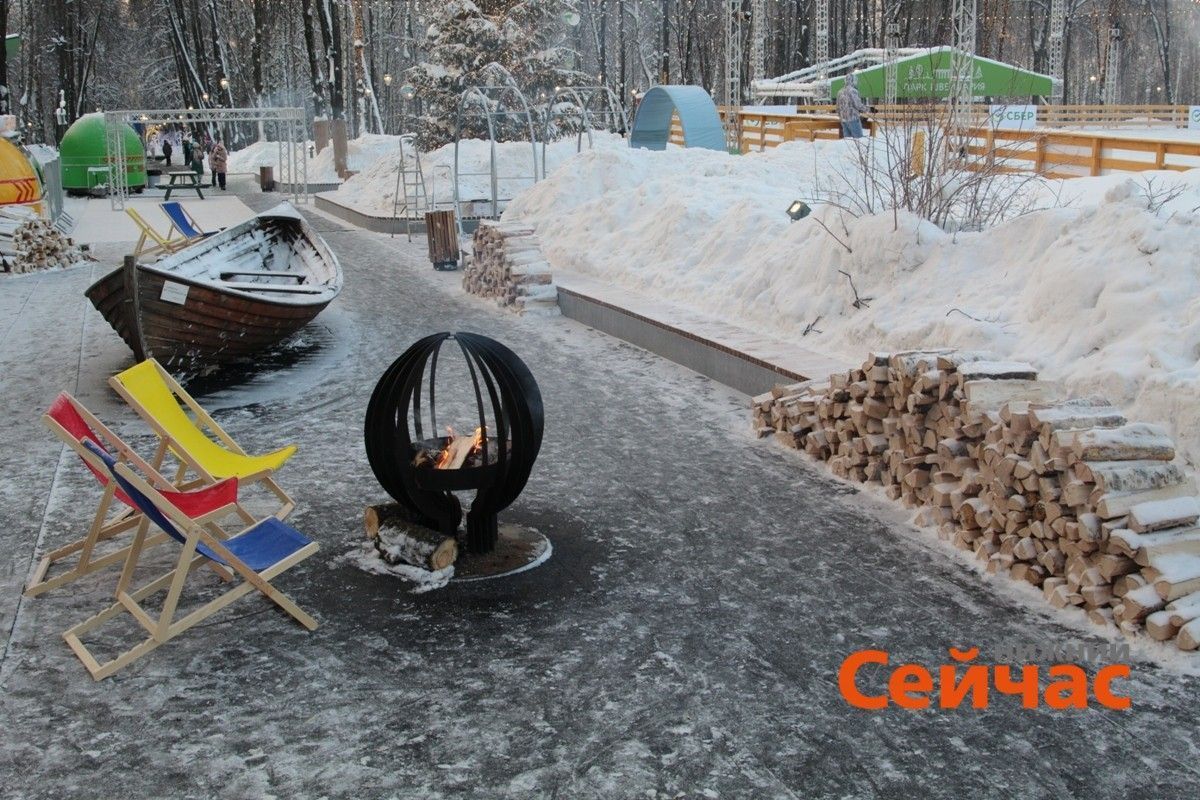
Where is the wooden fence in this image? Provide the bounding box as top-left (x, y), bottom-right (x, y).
top-left (665, 104), bottom-right (1199, 178)
top-left (962, 127), bottom-right (1200, 178)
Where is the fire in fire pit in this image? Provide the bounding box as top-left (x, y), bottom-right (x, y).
top-left (364, 332), bottom-right (543, 555)
top-left (415, 426), bottom-right (488, 470)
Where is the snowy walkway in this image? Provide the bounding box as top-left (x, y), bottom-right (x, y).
top-left (1, 193), bottom-right (1198, 798)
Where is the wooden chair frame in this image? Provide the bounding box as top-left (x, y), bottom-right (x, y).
top-left (26, 394), bottom-right (254, 598)
top-left (109, 359), bottom-right (296, 519)
top-left (62, 455), bottom-right (318, 681)
top-left (125, 207), bottom-right (189, 260)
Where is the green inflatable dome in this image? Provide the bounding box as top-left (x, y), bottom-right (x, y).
top-left (60, 113), bottom-right (147, 192)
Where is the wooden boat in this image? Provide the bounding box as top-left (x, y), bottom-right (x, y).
top-left (86, 203), bottom-right (342, 370)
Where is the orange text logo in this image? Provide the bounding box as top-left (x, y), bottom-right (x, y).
top-left (837, 647), bottom-right (1131, 710)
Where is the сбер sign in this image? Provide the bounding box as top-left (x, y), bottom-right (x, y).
top-left (988, 104), bottom-right (1038, 131)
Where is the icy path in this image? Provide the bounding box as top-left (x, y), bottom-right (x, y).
top-left (1, 201), bottom-right (1198, 798)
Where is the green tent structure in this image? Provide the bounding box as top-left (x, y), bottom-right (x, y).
top-left (828, 47), bottom-right (1055, 99)
top-left (5, 33), bottom-right (18, 61)
top-left (59, 113), bottom-right (147, 193)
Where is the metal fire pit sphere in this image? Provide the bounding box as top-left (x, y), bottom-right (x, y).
top-left (364, 332), bottom-right (544, 555)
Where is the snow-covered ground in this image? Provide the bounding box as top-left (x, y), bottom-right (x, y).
top-left (226, 133), bottom-right (400, 183)
top-left (504, 139), bottom-right (1200, 466)
top-left (324, 132), bottom-right (627, 216)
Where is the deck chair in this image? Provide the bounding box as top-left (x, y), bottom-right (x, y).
top-left (63, 441), bottom-right (318, 680)
top-left (125, 207), bottom-right (189, 260)
top-left (109, 359), bottom-right (297, 519)
top-left (160, 201), bottom-right (219, 242)
top-left (27, 393), bottom-right (249, 597)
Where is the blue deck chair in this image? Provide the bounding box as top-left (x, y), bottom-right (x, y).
top-left (62, 440), bottom-right (320, 681)
top-left (160, 201), bottom-right (219, 243)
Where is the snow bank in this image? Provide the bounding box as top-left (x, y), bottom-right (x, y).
top-left (227, 133), bottom-right (400, 183)
top-left (325, 132), bottom-right (626, 216)
top-left (503, 141), bottom-right (1200, 466)
top-left (226, 139), bottom-right (305, 174)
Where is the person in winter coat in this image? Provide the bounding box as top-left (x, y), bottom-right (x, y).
top-left (836, 72), bottom-right (869, 139)
top-left (182, 133), bottom-right (193, 166)
top-left (209, 137), bottom-right (229, 190)
top-left (189, 147), bottom-right (206, 182)
top-left (162, 137), bottom-right (173, 166)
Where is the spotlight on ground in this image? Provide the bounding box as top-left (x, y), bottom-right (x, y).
top-left (787, 200), bottom-right (811, 221)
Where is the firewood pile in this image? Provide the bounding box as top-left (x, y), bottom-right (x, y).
top-left (752, 348), bottom-right (1200, 650)
top-left (464, 221), bottom-right (559, 315)
top-left (0, 206), bottom-right (89, 274)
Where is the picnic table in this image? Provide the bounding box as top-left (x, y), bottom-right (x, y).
top-left (162, 169), bottom-right (205, 201)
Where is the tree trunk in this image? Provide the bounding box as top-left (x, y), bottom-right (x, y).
top-left (301, 0), bottom-right (328, 118)
top-left (320, 0), bottom-right (346, 120)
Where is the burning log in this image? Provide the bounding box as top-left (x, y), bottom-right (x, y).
top-left (364, 503), bottom-right (458, 571)
top-left (750, 345), bottom-right (1200, 650)
top-left (463, 221), bottom-right (559, 315)
top-left (411, 427), bottom-right (490, 471)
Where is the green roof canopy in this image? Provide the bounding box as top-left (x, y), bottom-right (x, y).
top-left (829, 47), bottom-right (1055, 99)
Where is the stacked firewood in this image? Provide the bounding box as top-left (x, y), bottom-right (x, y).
top-left (0, 206), bottom-right (88, 274)
top-left (464, 221), bottom-right (559, 315)
top-left (753, 348), bottom-right (1200, 650)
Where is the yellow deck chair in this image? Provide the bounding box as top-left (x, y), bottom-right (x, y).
top-left (125, 207), bottom-right (188, 260)
top-left (109, 359), bottom-right (297, 519)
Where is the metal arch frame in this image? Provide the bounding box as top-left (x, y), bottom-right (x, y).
top-left (453, 85), bottom-right (539, 238)
top-left (102, 107), bottom-right (308, 210)
top-left (539, 86), bottom-right (631, 179)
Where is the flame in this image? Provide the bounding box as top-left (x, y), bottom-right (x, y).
top-left (433, 426), bottom-right (486, 469)
top-left (433, 426), bottom-right (456, 469)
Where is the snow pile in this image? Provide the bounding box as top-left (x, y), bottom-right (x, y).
top-left (503, 141), bottom-right (1200, 465)
top-left (227, 133), bottom-right (400, 183)
top-left (226, 139), bottom-right (307, 174)
top-left (325, 132), bottom-right (626, 216)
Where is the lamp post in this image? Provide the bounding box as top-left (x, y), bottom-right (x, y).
top-left (383, 73), bottom-right (394, 133)
top-left (400, 84), bottom-right (416, 135)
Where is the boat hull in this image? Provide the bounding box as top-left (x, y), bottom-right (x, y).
top-left (85, 260), bottom-right (330, 370)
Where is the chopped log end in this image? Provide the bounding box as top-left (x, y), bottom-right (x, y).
top-left (366, 503), bottom-right (459, 572)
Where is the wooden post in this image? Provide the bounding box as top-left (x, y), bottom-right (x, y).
top-left (313, 119), bottom-right (330, 154)
top-left (1090, 138), bottom-right (1103, 176)
top-left (331, 119), bottom-right (349, 178)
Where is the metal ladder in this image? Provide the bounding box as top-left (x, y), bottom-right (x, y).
top-left (391, 135), bottom-right (428, 240)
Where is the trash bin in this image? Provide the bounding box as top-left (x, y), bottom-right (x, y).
top-left (425, 211), bottom-right (459, 271)
top-left (259, 165), bottom-right (275, 191)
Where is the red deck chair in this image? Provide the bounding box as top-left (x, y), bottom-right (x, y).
top-left (27, 392), bottom-right (248, 597)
